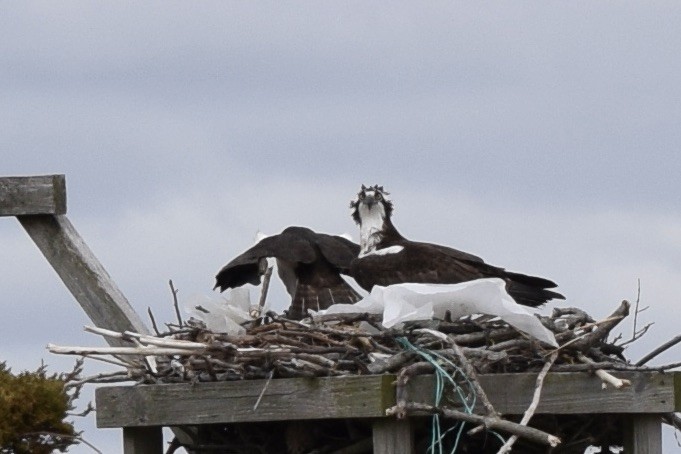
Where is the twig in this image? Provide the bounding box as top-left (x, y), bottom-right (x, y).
top-left (635, 333), bottom-right (681, 366)
top-left (23, 432), bottom-right (103, 454)
top-left (148, 307), bottom-right (161, 336)
top-left (577, 353), bottom-right (631, 389)
top-left (169, 279), bottom-right (183, 327)
top-left (253, 266), bottom-right (273, 318)
top-left (252, 369), bottom-right (274, 410)
top-left (386, 402), bottom-right (561, 447)
top-left (552, 300), bottom-right (630, 353)
top-left (65, 371), bottom-right (135, 389)
top-left (497, 352), bottom-right (558, 453)
top-left (632, 278), bottom-right (641, 339)
top-left (48, 344), bottom-right (207, 356)
top-left (619, 321), bottom-right (654, 347)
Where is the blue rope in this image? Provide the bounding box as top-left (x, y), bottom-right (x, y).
top-left (398, 338), bottom-right (477, 453)
top-left (397, 337), bottom-right (506, 453)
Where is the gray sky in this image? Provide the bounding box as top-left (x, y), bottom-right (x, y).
top-left (2, 2), bottom-right (681, 452)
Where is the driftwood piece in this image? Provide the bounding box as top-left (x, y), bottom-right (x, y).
top-left (568, 300), bottom-right (630, 352)
top-left (386, 402), bottom-right (561, 448)
top-left (497, 352), bottom-right (558, 453)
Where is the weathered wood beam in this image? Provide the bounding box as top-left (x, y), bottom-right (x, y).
top-left (95, 372), bottom-right (679, 428)
top-left (123, 427), bottom-right (163, 454)
top-left (0, 175), bottom-right (66, 216)
top-left (17, 214), bottom-right (150, 341)
top-left (624, 414), bottom-right (662, 454)
top-left (97, 375), bottom-right (396, 428)
top-left (372, 419), bottom-right (414, 454)
top-left (408, 371), bottom-right (677, 415)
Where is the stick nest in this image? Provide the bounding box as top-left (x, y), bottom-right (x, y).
top-left (51, 298), bottom-right (681, 453)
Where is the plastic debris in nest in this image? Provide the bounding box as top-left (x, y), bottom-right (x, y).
top-left (184, 287), bottom-right (256, 335)
top-left (318, 278), bottom-right (557, 347)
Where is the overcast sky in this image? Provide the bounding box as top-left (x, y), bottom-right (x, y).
top-left (2, 2), bottom-right (681, 452)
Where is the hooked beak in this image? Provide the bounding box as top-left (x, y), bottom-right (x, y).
top-left (362, 194), bottom-right (378, 209)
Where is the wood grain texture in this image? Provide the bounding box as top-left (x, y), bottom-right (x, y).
top-left (96, 372), bottom-right (679, 429)
top-left (372, 419), bottom-right (414, 454)
top-left (0, 175), bottom-right (66, 216)
top-left (624, 414), bottom-right (662, 454)
top-left (97, 375), bottom-right (396, 428)
top-left (18, 214), bottom-right (149, 341)
top-left (123, 427), bottom-right (163, 454)
top-left (407, 371), bottom-right (677, 415)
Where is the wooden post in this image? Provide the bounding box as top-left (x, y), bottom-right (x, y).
top-left (624, 414), bottom-right (662, 454)
top-left (372, 419), bottom-right (414, 454)
top-left (123, 427), bottom-right (163, 454)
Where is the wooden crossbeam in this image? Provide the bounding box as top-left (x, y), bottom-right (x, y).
top-left (409, 371), bottom-right (677, 414)
top-left (95, 372), bottom-right (680, 428)
top-left (97, 375), bottom-right (396, 428)
top-left (0, 175), bottom-right (66, 216)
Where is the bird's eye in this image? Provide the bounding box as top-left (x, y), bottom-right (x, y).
top-left (359, 192), bottom-right (365, 200)
top-left (375, 192), bottom-right (382, 200)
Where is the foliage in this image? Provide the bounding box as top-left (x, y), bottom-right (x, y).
top-left (0, 361), bottom-right (77, 454)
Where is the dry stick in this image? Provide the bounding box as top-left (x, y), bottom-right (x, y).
top-left (577, 353), bottom-right (631, 389)
top-left (169, 279), bottom-right (183, 327)
top-left (147, 307), bottom-right (161, 336)
top-left (441, 334), bottom-right (498, 417)
top-left (79, 354), bottom-right (136, 369)
top-left (65, 371), bottom-right (135, 389)
top-left (546, 301), bottom-right (630, 357)
top-left (414, 328), bottom-right (502, 437)
top-left (632, 278), bottom-right (641, 339)
top-left (635, 333), bottom-right (681, 366)
top-left (84, 326), bottom-right (210, 349)
top-left (550, 362), bottom-right (677, 372)
top-left (496, 352), bottom-right (558, 454)
top-left (23, 432), bottom-right (103, 454)
top-left (48, 344), bottom-right (207, 356)
top-left (253, 266), bottom-right (273, 318)
top-left (619, 321), bottom-right (655, 347)
top-left (253, 370), bottom-right (274, 410)
top-left (366, 351), bottom-right (417, 374)
top-left (386, 402), bottom-right (561, 448)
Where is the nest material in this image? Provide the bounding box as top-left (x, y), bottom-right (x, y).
top-left (147, 303), bottom-right (631, 383)
top-left (50, 299), bottom-right (681, 453)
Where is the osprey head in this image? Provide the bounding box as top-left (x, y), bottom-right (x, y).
top-left (350, 184), bottom-right (393, 225)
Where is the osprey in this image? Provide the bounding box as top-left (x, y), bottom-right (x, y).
top-left (349, 185), bottom-right (564, 307)
top-left (214, 226), bottom-right (362, 319)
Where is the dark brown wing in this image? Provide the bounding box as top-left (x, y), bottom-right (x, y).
top-left (314, 233), bottom-right (361, 274)
top-left (351, 241), bottom-right (563, 307)
top-left (214, 232), bottom-right (316, 291)
top-left (351, 242), bottom-right (486, 290)
top-left (215, 226), bottom-right (363, 320)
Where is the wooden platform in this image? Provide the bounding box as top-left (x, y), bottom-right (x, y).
top-left (3, 175), bottom-right (679, 454)
top-left (96, 371), bottom-right (681, 453)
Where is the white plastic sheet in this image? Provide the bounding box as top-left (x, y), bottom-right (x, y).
top-left (322, 278), bottom-right (557, 347)
top-left (184, 288), bottom-right (254, 335)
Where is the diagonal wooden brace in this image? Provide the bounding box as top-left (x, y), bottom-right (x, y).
top-left (17, 214), bottom-right (150, 339)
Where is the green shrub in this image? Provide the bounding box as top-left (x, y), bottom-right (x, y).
top-left (0, 362), bottom-right (77, 454)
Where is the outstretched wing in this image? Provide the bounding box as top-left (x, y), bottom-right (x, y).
top-left (214, 233), bottom-right (316, 291)
top-left (352, 241), bottom-right (564, 307)
top-left (314, 233), bottom-right (361, 274)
